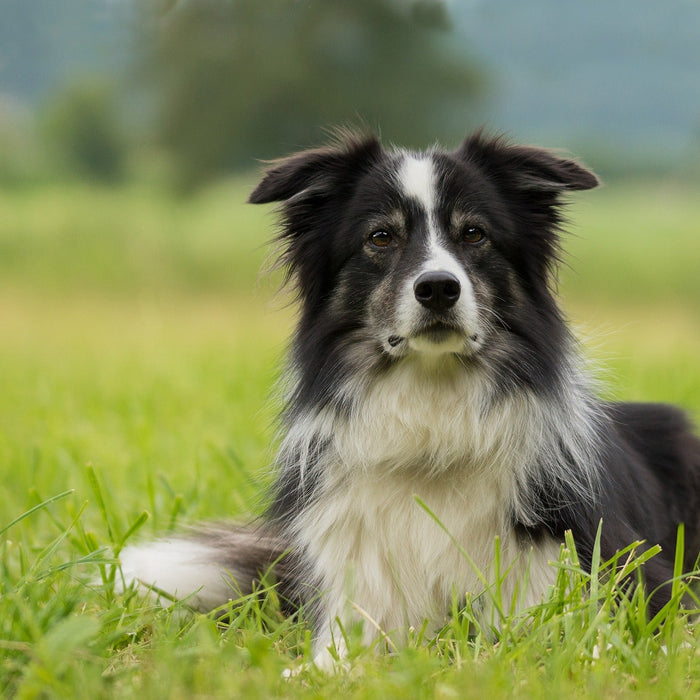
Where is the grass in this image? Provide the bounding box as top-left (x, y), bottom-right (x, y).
top-left (1, 178), bottom-right (699, 697)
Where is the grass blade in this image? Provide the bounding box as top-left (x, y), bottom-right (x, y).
top-left (0, 490), bottom-right (74, 538)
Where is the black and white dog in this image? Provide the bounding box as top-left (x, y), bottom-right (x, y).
top-left (121, 131), bottom-right (700, 668)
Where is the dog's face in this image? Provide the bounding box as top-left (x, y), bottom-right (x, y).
top-left (250, 131), bottom-right (598, 404)
top-left (333, 150), bottom-right (509, 361)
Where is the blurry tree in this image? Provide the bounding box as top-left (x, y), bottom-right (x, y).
top-left (139, 0), bottom-right (483, 190)
top-left (39, 80), bottom-right (125, 183)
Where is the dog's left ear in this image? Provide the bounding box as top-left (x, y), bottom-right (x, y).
top-left (249, 132), bottom-right (382, 204)
top-left (457, 132), bottom-right (600, 194)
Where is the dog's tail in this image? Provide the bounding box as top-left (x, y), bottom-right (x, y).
top-left (118, 525), bottom-right (293, 611)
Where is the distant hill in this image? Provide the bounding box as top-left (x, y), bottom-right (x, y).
top-left (450, 0), bottom-right (700, 172)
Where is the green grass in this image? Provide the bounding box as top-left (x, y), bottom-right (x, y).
top-left (1, 179), bottom-right (699, 697)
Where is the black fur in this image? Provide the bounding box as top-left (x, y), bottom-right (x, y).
top-left (515, 402), bottom-right (700, 613)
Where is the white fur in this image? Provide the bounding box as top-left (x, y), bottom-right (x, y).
top-left (280, 356), bottom-right (600, 662)
top-left (296, 467), bottom-right (560, 639)
top-left (303, 479), bottom-right (561, 668)
top-left (396, 153), bottom-right (442, 253)
top-left (119, 540), bottom-right (236, 609)
top-left (398, 155), bottom-right (436, 214)
top-left (283, 356), bottom-right (598, 512)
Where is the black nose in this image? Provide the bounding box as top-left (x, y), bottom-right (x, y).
top-left (413, 271), bottom-right (461, 312)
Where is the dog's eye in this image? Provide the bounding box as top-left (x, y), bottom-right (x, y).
top-left (369, 230), bottom-right (393, 248)
top-left (461, 226), bottom-right (485, 245)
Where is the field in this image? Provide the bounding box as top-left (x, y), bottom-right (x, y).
top-left (1, 179), bottom-right (699, 698)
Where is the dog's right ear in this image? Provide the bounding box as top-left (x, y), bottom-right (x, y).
top-left (248, 132), bottom-right (382, 204)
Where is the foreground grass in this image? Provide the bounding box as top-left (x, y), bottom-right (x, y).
top-left (1, 180), bottom-right (699, 697)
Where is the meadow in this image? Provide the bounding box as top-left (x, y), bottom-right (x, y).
top-left (1, 178), bottom-right (699, 698)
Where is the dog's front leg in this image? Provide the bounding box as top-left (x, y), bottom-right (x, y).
top-left (311, 623), bottom-right (349, 672)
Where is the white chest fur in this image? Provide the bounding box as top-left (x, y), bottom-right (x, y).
top-left (285, 360), bottom-right (565, 653)
top-left (296, 469), bottom-right (559, 641)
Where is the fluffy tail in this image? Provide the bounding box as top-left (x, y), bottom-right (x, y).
top-left (118, 525), bottom-right (291, 610)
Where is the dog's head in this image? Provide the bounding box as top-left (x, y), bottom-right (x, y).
top-left (250, 130), bottom-right (598, 401)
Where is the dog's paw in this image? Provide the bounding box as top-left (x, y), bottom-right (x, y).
top-left (281, 646), bottom-right (350, 678)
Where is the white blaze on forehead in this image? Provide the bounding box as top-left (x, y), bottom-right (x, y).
top-left (393, 155), bottom-right (480, 344)
top-left (397, 156), bottom-right (464, 275)
top-left (398, 153), bottom-right (442, 254)
top-left (398, 155), bottom-right (436, 213)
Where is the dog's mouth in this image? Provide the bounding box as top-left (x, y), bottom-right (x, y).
top-left (415, 322), bottom-right (465, 344)
top-left (387, 322), bottom-right (478, 354)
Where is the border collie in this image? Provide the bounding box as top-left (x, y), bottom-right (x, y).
top-left (120, 130), bottom-right (700, 669)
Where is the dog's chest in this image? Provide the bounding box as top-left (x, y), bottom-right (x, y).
top-left (307, 467), bottom-right (510, 575)
top-left (287, 362), bottom-right (561, 630)
top-left (330, 361), bottom-right (536, 476)
top-left (296, 467), bottom-right (558, 632)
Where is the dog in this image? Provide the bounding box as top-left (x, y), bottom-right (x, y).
top-left (120, 130), bottom-right (700, 669)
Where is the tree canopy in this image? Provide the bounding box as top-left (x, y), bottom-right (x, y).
top-left (139, 0), bottom-right (483, 189)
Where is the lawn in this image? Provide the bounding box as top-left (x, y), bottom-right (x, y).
top-left (1, 179), bottom-right (699, 697)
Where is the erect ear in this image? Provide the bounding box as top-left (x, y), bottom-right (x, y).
top-left (248, 131), bottom-right (383, 204)
top-left (457, 131), bottom-right (600, 193)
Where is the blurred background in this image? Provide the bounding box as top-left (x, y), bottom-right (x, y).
top-left (2, 0), bottom-right (700, 189)
top-left (1, 0), bottom-right (699, 522)
top-left (1, 0), bottom-right (699, 295)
